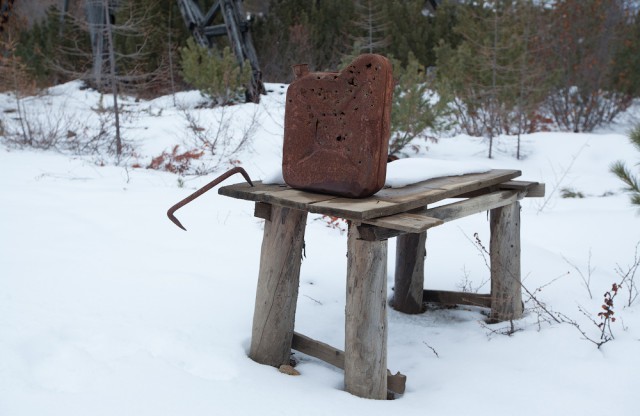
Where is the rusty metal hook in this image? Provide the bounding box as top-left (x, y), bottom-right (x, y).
top-left (167, 167), bottom-right (254, 231)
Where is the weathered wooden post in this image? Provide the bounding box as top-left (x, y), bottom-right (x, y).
top-left (249, 205), bottom-right (307, 367)
top-left (345, 223), bottom-right (388, 400)
top-left (393, 232), bottom-right (427, 314)
top-left (489, 201), bottom-right (522, 322)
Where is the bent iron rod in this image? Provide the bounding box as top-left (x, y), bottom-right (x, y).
top-left (167, 167), bottom-right (254, 231)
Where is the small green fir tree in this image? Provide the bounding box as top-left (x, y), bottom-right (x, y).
top-left (180, 38), bottom-right (251, 106)
top-left (389, 52), bottom-right (447, 157)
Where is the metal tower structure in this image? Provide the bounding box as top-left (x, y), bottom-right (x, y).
top-left (0, 0), bottom-right (15, 33)
top-left (176, 0), bottom-right (265, 103)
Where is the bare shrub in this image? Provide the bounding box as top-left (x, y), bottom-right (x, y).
top-left (177, 104), bottom-right (260, 175)
top-left (3, 99), bottom-right (85, 150)
top-left (562, 249), bottom-right (594, 299)
top-left (618, 242), bottom-right (640, 307)
top-left (471, 233), bottom-right (633, 349)
top-left (2, 91), bottom-right (134, 163)
top-left (146, 145), bottom-right (204, 175)
top-left (545, 89), bottom-right (632, 133)
top-left (542, 0), bottom-right (633, 132)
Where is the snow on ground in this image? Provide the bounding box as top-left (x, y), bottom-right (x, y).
top-left (1, 82), bottom-right (639, 416)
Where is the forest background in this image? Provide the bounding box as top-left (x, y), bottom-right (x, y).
top-left (2, 0), bottom-right (640, 162)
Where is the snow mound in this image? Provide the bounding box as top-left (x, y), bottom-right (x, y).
top-left (385, 157), bottom-right (490, 188)
top-left (262, 157), bottom-right (490, 189)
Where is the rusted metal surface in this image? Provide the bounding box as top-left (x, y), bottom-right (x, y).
top-left (283, 54), bottom-right (393, 198)
top-left (167, 166), bottom-right (254, 230)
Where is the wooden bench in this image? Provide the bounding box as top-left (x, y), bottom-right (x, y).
top-left (219, 169), bottom-right (544, 400)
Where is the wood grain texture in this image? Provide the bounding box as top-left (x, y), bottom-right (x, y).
top-left (357, 189), bottom-right (523, 238)
top-left (499, 181), bottom-right (545, 197)
top-left (219, 170), bottom-right (522, 220)
top-left (308, 198), bottom-right (398, 220)
top-left (345, 224), bottom-right (388, 399)
top-left (362, 212), bottom-right (442, 233)
top-left (356, 224), bottom-right (407, 241)
top-left (254, 202), bottom-right (272, 221)
top-left (249, 206), bottom-right (308, 367)
top-left (393, 232), bottom-right (426, 314)
top-left (291, 332), bottom-right (406, 395)
top-left (455, 180), bottom-right (545, 199)
top-left (424, 190), bottom-right (521, 222)
top-left (292, 332), bottom-right (344, 369)
top-left (423, 289), bottom-right (492, 308)
top-left (490, 201), bottom-right (523, 322)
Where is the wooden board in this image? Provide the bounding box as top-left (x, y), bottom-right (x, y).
top-left (291, 332), bottom-right (406, 395)
top-left (456, 180), bottom-right (545, 199)
top-left (249, 206), bottom-right (307, 367)
top-left (358, 189), bottom-right (522, 238)
top-left (219, 182), bottom-right (338, 212)
top-left (345, 225), bottom-right (388, 399)
top-left (292, 332), bottom-right (344, 369)
top-left (310, 169), bottom-right (521, 219)
top-left (394, 232), bottom-right (427, 314)
top-left (490, 201), bottom-right (523, 321)
top-left (361, 212), bottom-right (442, 233)
top-left (219, 169), bottom-right (522, 221)
top-left (500, 181), bottom-right (545, 197)
top-left (423, 289), bottom-right (492, 308)
top-left (423, 190), bottom-right (521, 222)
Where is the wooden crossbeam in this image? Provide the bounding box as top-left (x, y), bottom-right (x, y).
top-left (291, 332), bottom-right (407, 396)
top-left (424, 190), bottom-right (521, 222)
top-left (500, 180), bottom-right (545, 197)
top-left (423, 289), bottom-right (492, 308)
top-left (456, 180), bottom-right (545, 199)
top-left (360, 212), bottom-right (443, 234)
top-left (358, 189), bottom-right (524, 240)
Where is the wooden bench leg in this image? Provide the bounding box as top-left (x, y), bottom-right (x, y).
top-left (393, 232), bottom-right (426, 314)
top-left (490, 201), bottom-right (523, 322)
top-left (345, 224), bottom-right (388, 400)
top-left (249, 205), bottom-right (307, 367)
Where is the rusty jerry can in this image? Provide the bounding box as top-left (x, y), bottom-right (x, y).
top-left (283, 54), bottom-right (393, 198)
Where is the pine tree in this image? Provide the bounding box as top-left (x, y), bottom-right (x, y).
top-left (435, 0), bottom-right (548, 158)
top-left (351, 0), bottom-right (389, 54)
top-left (309, 0), bottom-right (356, 71)
top-left (542, 0), bottom-right (632, 132)
top-left (0, 17), bottom-right (39, 146)
top-left (380, 0), bottom-right (429, 66)
top-left (252, 0), bottom-right (356, 81)
top-left (112, 0), bottom-right (189, 96)
top-left (389, 53), bottom-right (447, 157)
top-left (14, 5), bottom-right (91, 87)
top-left (251, 0), bottom-right (312, 82)
top-left (611, 125), bottom-right (640, 210)
top-left (611, 3), bottom-right (640, 99)
top-left (180, 38), bottom-right (251, 106)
